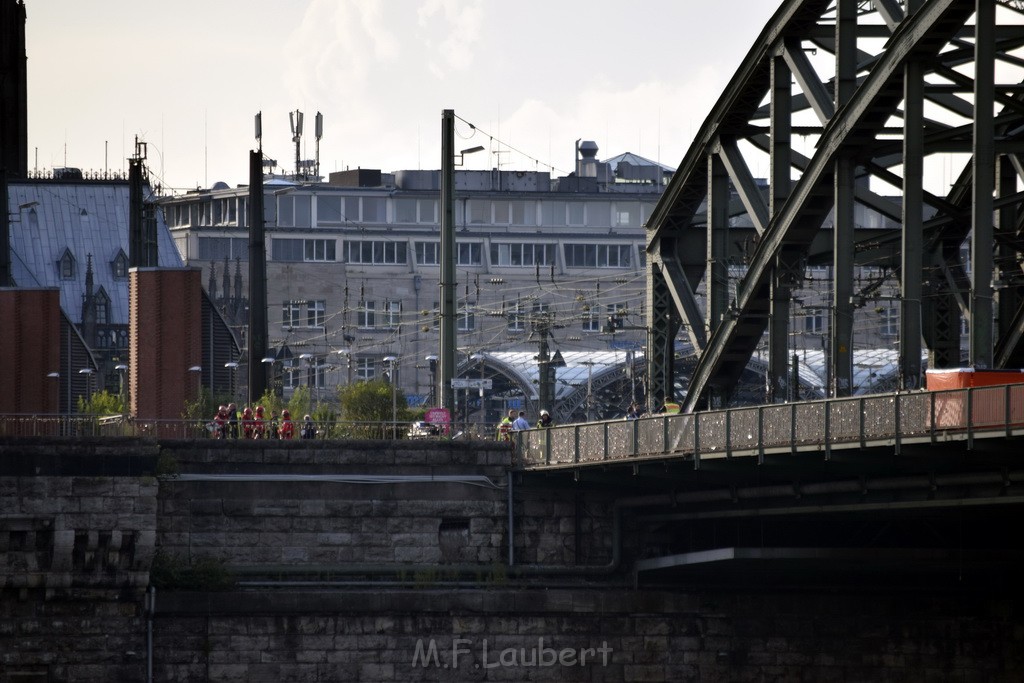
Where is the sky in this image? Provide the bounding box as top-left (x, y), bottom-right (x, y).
top-left (23, 0), bottom-right (780, 192)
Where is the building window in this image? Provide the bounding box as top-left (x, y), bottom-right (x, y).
top-left (94, 289), bottom-right (110, 325)
top-left (307, 300), bottom-right (326, 327)
top-left (582, 309), bottom-right (600, 332)
top-left (564, 243), bottom-right (633, 268)
top-left (345, 240), bottom-right (407, 265)
top-left (283, 360), bottom-right (300, 389)
top-left (804, 312), bottom-right (824, 334)
top-left (59, 249), bottom-right (76, 280)
top-left (362, 197), bottom-right (386, 223)
top-left (585, 201), bottom-right (610, 228)
top-left (880, 306), bottom-right (899, 336)
top-left (272, 238), bottom-right (336, 262)
top-left (490, 243), bottom-right (555, 267)
top-left (541, 201), bottom-right (567, 227)
top-left (510, 201), bottom-right (530, 226)
top-left (506, 300), bottom-right (525, 332)
top-left (457, 243), bottom-right (483, 266)
top-left (468, 200), bottom-right (490, 224)
top-left (355, 357), bottom-right (376, 380)
top-left (199, 236), bottom-right (249, 261)
top-left (283, 301), bottom-right (302, 328)
top-left (384, 300), bottom-right (402, 328)
top-left (396, 198), bottom-right (434, 224)
top-left (458, 304), bottom-right (475, 331)
top-left (415, 242), bottom-right (440, 265)
top-left (567, 202), bottom-right (585, 226)
top-left (358, 301), bottom-right (376, 328)
top-left (277, 195), bottom-right (311, 228)
top-left (316, 196), bottom-right (346, 224)
top-left (614, 202), bottom-right (641, 227)
top-left (111, 250), bottom-right (129, 278)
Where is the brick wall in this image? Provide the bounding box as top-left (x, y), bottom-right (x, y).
top-left (0, 288), bottom-right (60, 414)
top-left (128, 267), bottom-right (202, 422)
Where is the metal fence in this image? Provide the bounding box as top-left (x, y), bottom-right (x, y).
top-left (519, 384), bottom-right (1024, 467)
top-left (0, 415), bottom-right (478, 441)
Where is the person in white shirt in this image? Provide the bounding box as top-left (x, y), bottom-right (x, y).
top-left (512, 411), bottom-right (530, 431)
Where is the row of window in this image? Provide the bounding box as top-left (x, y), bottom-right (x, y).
top-left (256, 238), bottom-right (640, 269)
top-left (57, 249), bottom-right (129, 280)
top-left (281, 299), bottom-right (631, 333)
top-left (168, 195), bottom-right (656, 230)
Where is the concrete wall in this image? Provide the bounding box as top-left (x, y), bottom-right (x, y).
top-left (2, 437), bottom-right (1023, 682)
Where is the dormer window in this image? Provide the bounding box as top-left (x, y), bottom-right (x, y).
top-left (112, 250), bottom-right (129, 279)
top-left (58, 248), bottom-right (76, 280)
top-left (95, 288), bottom-right (110, 325)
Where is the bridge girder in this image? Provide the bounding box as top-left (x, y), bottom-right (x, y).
top-left (647, 0), bottom-right (1024, 412)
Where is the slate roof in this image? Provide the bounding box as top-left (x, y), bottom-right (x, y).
top-left (7, 180), bottom-right (184, 325)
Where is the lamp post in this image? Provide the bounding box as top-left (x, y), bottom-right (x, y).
top-left (383, 356), bottom-right (398, 438)
top-left (78, 368), bottom-right (94, 409)
top-left (225, 361), bottom-right (239, 404)
top-left (299, 353), bottom-right (316, 407)
top-left (114, 363), bottom-right (128, 431)
top-left (440, 108), bottom-right (485, 417)
top-left (470, 353), bottom-right (486, 432)
top-left (261, 357), bottom-right (279, 398)
top-left (46, 372), bottom-right (61, 434)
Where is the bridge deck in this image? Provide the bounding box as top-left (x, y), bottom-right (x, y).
top-left (519, 384), bottom-right (1024, 471)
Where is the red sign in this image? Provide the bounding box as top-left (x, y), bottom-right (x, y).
top-left (424, 407), bottom-right (451, 435)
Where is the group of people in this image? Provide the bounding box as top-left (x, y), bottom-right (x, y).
top-left (210, 403), bottom-right (316, 440)
top-left (496, 408), bottom-right (552, 441)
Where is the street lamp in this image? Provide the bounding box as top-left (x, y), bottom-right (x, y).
top-left (188, 365), bottom-right (203, 402)
top-left (78, 368), bottom-right (95, 415)
top-left (225, 361), bottom-right (239, 404)
top-left (383, 356), bottom-right (398, 438)
top-left (114, 363), bottom-right (128, 427)
top-left (440, 109), bottom-right (486, 417)
top-left (299, 353), bottom-right (317, 406)
top-left (470, 353), bottom-right (486, 431)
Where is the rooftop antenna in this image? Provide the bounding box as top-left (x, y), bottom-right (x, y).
top-left (254, 111), bottom-right (262, 152)
top-left (315, 112), bottom-right (323, 179)
top-left (289, 109), bottom-right (304, 179)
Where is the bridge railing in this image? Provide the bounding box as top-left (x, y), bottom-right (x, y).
top-left (519, 383), bottom-right (1024, 467)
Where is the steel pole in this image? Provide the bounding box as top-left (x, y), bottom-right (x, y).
top-left (439, 109), bottom-right (456, 415)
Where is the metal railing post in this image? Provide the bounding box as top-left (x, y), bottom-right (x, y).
top-left (603, 421), bottom-right (610, 461)
top-left (824, 397), bottom-right (831, 461)
top-left (966, 388), bottom-right (974, 450)
top-left (790, 402), bottom-right (797, 455)
top-left (1006, 384), bottom-right (1012, 438)
top-left (859, 397), bottom-right (866, 449)
top-left (574, 425), bottom-right (581, 463)
top-left (693, 414), bottom-right (701, 470)
top-left (894, 392), bottom-right (901, 455)
top-left (757, 406), bottom-right (765, 465)
top-left (929, 391), bottom-right (936, 442)
top-left (725, 408), bottom-right (732, 459)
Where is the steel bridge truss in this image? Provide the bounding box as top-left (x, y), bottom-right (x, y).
top-left (647, 0), bottom-right (1024, 412)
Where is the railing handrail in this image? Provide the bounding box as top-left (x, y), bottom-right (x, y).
top-left (519, 383), bottom-right (1024, 467)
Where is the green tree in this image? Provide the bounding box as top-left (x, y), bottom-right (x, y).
top-left (287, 385), bottom-right (312, 420)
top-left (77, 389), bottom-right (124, 416)
top-left (338, 379), bottom-right (410, 438)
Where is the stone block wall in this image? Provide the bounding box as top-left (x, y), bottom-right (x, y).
top-left (149, 588), bottom-right (1024, 682)
top-left (0, 438), bottom-right (160, 682)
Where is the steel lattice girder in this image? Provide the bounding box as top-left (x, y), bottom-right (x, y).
top-left (646, 0), bottom-right (1024, 412)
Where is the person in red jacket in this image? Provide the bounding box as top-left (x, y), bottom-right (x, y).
top-left (241, 406), bottom-right (255, 439)
top-left (279, 409), bottom-right (295, 440)
top-left (253, 406), bottom-right (266, 439)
